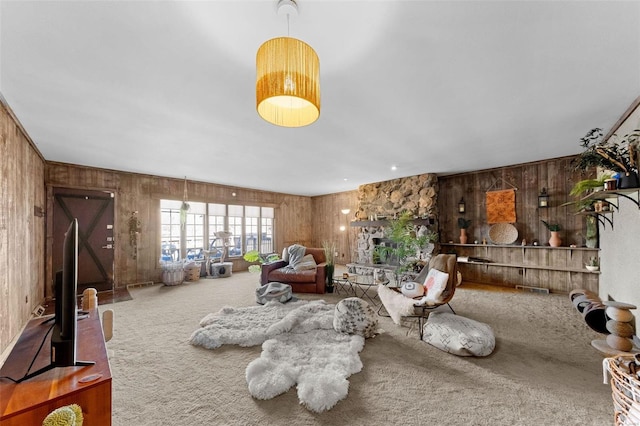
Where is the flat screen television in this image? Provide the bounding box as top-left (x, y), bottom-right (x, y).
top-left (16, 218), bottom-right (93, 383)
top-left (51, 218), bottom-right (80, 366)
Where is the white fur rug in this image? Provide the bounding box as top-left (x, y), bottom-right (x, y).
top-left (189, 300), bottom-right (365, 412)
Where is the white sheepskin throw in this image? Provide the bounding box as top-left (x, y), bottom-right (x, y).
top-left (377, 284), bottom-right (416, 325)
top-left (190, 299), bottom-right (366, 412)
top-left (189, 300), bottom-right (309, 349)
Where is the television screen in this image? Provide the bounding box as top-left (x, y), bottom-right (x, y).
top-left (51, 218), bottom-right (79, 366)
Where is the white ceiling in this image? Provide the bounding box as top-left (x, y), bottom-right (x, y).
top-left (1, 1), bottom-right (639, 196)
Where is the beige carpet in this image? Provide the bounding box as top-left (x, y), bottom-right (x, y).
top-left (106, 270), bottom-right (613, 426)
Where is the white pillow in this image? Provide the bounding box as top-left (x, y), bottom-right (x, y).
top-left (293, 254), bottom-right (317, 271)
top-left (423, 268), bottom-right (449, 305)
top-left (282, 247), bottom-right (290, 263)
top-left (401, 281), bottom-right (425, 298)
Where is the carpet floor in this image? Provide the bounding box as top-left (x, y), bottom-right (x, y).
top-left (106, 270), bottom-right (613, 425)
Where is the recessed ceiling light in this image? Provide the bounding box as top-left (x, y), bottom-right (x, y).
top-left (343, 178), bottom-right (348, 181)
top-left (391, 165), bottom-right (397, 171)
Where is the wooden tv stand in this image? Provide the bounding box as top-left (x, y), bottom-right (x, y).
top-left (0, 309), bottom-right (112, 425)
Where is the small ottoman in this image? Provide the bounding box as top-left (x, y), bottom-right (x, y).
top-left (333, 297), bottom-right (379, 338)
top-left (422, 312), bottom-right (495, 357)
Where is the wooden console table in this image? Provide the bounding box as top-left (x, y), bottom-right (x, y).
top-left (0, 309), bottom-right (112, 425)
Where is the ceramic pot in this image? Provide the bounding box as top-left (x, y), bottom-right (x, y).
top-left (325, 264), bottom-right (335, 286)
top-left (618, 171), bottom-right (640, 189)
top-left (459, 228), bottom-right (468, 244)
top-left (549, 231), bottom-right (561, 247)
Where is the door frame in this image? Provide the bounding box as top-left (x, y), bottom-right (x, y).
top-left (45, 184), bottom-right (119, 299)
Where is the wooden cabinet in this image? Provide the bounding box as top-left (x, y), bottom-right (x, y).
top-left (440, 243), bottom-right (600, 293)
top-left (0, 309), bottom-right (112, 425)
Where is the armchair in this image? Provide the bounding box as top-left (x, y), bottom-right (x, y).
top-left (260, 246), bottom-right (327, 294)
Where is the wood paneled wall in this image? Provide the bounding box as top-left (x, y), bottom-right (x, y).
top-left (436, 156), bottom-right (593, 247)
top-left (0, 101), bottom-right (46, 357)
top-left (45, 163), bottom-right (312, 292)
top-left (311, 191), bottom-right (358, 264)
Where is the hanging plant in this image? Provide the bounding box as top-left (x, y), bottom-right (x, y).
top-left (128, 211), bottom-right (141, 260)
top-left (180, 177), bottom-right (190, 229)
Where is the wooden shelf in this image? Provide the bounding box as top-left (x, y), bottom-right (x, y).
top-left (441, 243), bottom-right (599, 251)
top-left (350, 218), bottom-right (434, 227)
top-left (441, 243), bottom-right (600, 293)
top-left (457, 259), bottom-right (600, 274)
top-left (582, 188), bottom-right (639, 208)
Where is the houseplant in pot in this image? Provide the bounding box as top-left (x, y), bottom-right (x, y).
top-left (541, 220), bottom-right (562, 247)
top-left (374, 211), bottom-right (436, 277)
top-left (243, 250), bottom-right (280, 274)
top-left (573, 128), bottom-right (639, 189)
top-left (457, 218), bottom-right (471, 244)
top-left (322, 241), bottom-right (337, 293)
top-left (585, 256), bottom-right (600, 272)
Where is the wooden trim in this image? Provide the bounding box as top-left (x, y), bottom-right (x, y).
top-left (0, 92), bottom-right (46, 162)
top-left (602, 95), bottom-right (640, 143)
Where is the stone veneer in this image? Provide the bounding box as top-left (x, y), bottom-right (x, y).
top-left (352, 173), bottom-right (438, 265)
top-left (355, 173), bottom-right (438, 220)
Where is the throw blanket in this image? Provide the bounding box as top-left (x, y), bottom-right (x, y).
top-left (286, 244), bottom-right (307, 269)
top-left (189, 300), bottom-right (365, 412)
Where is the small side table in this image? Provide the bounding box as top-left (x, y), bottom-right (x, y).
top-left (332, 275), bottom-right (355, 295)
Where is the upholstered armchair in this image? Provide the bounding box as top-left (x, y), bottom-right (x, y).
top-left (260, 246), bottom-right (327, 294)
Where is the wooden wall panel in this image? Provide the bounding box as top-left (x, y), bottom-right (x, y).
top-left (311, 191), bottom-right (358, 264)
top-left (0, 101), bottom-right (46, 358)
top-left (45, 163), bottom-right (312, 291)
top-left (437, 156), bottom-right (592, 247)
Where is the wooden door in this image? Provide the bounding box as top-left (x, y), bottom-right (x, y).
top-left (52, 188), bottom-right (115, 293)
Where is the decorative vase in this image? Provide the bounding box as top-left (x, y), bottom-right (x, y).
top-left (549, 231), bottom-right (561, 248)
top-left (618, 171), bottom-right (639, 189)
top-left (459, 228), bottom-right (468, 244)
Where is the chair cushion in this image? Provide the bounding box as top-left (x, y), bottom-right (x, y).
top-left (269, 267), bottom-right (316, 283)
top-left (422, 312), bottom-right (495, 357)
top-left (293, 254), bottom-right (317, 271)
top-left (333, 297), bottom-right (378, 338)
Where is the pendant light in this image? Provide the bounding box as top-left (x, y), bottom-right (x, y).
top-left (256, 0), bottom-right (320, 127)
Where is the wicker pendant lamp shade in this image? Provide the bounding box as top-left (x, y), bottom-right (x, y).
top-left (256, 36), bottom-right (320, 127)
top-left (256, 1), bottom-right (320, 128)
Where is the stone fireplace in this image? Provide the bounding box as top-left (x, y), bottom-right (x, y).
top-left (349, 173), bottom-right (438, 268)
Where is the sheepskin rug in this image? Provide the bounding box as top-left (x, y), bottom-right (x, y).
top-left (189, 300), bottom-right (366, 413)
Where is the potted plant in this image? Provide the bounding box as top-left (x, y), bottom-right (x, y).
top-left (573, 128), bottom-right (640, 189)
top-left (457, 218), bottom-right (471, 244)
top-left (243, 250), bottom-right (280, 274)
top-left (322, 241), bottom-right (337, 293)
top-left (541, 220), bottom-right (562, 247)
top-left (585, 256), bottom-right (600, 272)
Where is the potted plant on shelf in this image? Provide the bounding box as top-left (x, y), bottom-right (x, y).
top-left (573, 128), bottom-right (640, 189)
top-left (322, 241), bottom-right (337, 293)
top-left (541, 220), bottom-right (562, 247)
top-left (457, 218), bottom-right (472, 244)
top-left (585, 256), bottom-right (600, 272)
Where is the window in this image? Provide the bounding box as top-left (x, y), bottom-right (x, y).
top-left (160, 200), bottom-right (182, 261)
top-left (161, 200), bottom-right (275, 261)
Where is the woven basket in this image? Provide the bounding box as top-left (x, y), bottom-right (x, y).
top-left (606, 355), bottom-right (640, 425)
top-left (184, 265), bottom-right (201, 282)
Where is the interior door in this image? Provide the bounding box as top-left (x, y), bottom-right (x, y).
top-left (52, 188), bottom-right (115, 293)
